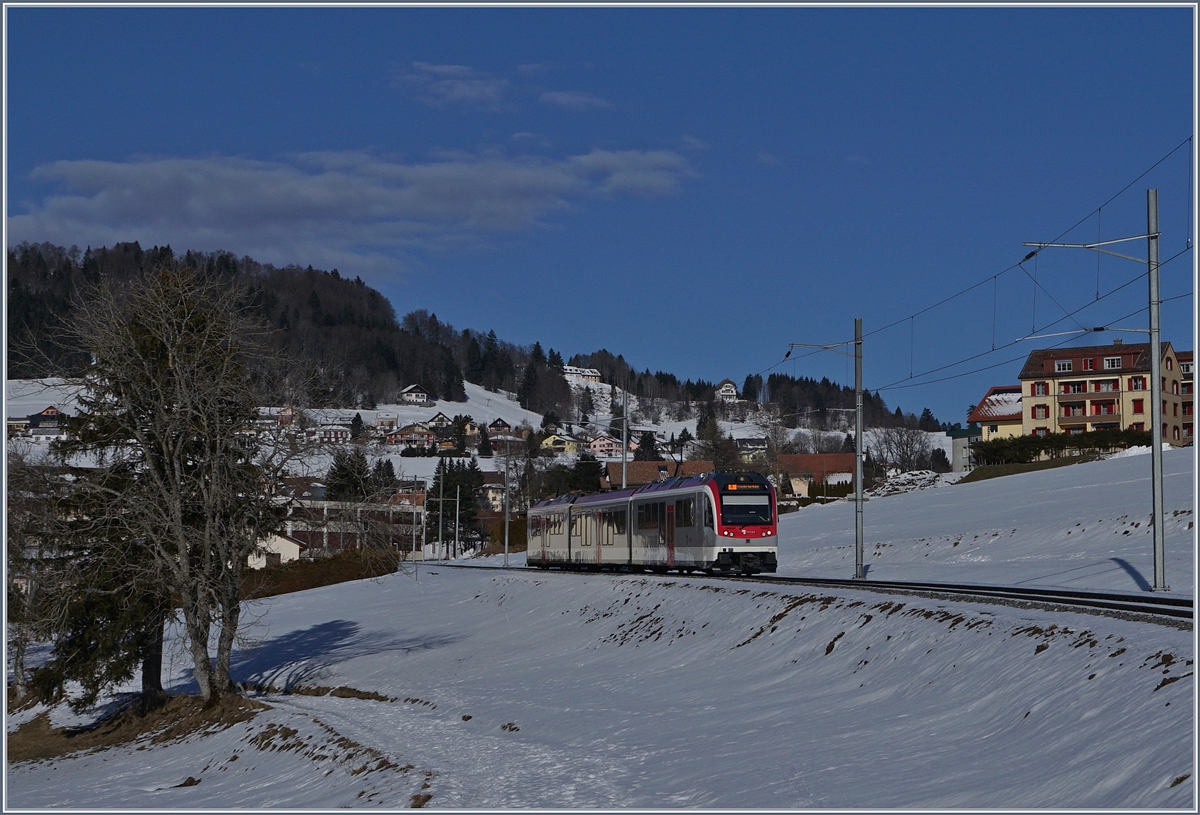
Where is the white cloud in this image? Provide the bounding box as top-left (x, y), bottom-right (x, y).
top-left (539, 90), bottom-right (614, 111)
top-left (393, 62), bottom-right (512, 109)
top-left (8, 149), bottom-right (694, 274)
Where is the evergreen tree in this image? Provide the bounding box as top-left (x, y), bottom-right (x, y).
top-left (530, 341), bottom-right (546, 366)
top-left (918, 407), bottom-right (940, 432)
top-left (370, 458), bottom-right (397, 496)
top-left (326, 449), bottom-right (372, 501)
top-left (567, 454), bottom-right (604, 493)
top-left (350, 412), bottom-right (365, 439)
top-left (633, 430), bottom-right (663, 461)
top-left (517, 360), bottom-right (539, 409)
top-left (465, 336), bottom-right (485, 383)
top-left (478, 423), bottom-right (493, 457)
top-left (547, 348), bottom-right (564, 368)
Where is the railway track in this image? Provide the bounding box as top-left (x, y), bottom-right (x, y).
top-left (432, 562), bottom-right (1193, 625)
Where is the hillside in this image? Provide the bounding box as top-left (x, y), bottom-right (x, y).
top-left (6, 448), bottom-right (1194, 808)
top-left (6, 241), bottom-right (926, 429)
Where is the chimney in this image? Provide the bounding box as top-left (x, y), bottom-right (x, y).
top-left (1113, 338), bottom-right (1123, 345)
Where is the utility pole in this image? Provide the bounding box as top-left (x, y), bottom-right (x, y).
top-left (438, 471), bottom-right (444, 562)
top-left (855, 318), bottom-right (865, 579)
top-left (503, 450), bottom-right (510, 568)
top-left (621, 385), bottom-right (628, 489)
top-left (1147, 189), bottom-right (1167, 590)
top-left (788, 318), bottom-right (866, 580)
top-left (1021, 188), bottom-right (1168, 590)
top-left (454, 484), bottom-right (460, 559)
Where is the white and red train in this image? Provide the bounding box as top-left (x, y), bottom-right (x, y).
top-left (526, 471), bottom-right (778, 574)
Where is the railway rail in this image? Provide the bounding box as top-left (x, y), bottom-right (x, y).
top-left (432, 562), bottom-right (1193, 626)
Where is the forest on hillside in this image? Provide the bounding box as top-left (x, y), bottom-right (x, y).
top-left (7, 241), bottom-right (940, 428)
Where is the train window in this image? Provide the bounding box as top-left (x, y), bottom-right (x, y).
top-left (637, 502), bottom-right (661, 530)
top-left (605, 509), bottom-right (627, 535)
top-left (721, 494), bottom-right (772, 525)
top-left (675, 498), bottom-right (694, 528)
top-left (571, 515), bottom-right (581, 538)
top-left (704, 498), bottom-right (714, 529)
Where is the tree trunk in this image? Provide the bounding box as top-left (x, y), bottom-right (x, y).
top-left (214, 599), bottom-right (240, 699)
top-left (140, 612), bottom-right (168, 711)
top-left (183, 603), bottom-right (214, 703)
top-left (11, 638), bottom-right (28, 703)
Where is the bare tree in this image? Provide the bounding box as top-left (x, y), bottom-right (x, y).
top-left (51, 266), bottom-right (309, 703)
top-left (869, 423), bottom-right (933, 473)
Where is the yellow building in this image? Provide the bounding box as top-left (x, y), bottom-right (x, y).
top-left (1017, 340), bottom-right (1188, 445)
top-left (967, 385), bottom-right (1023, 441)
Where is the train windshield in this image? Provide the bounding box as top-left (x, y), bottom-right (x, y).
top-left (720, 494), bottom-right (772, 526)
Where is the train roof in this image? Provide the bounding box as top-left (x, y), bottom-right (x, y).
top-left (528, 471), bottom-right (772, 510)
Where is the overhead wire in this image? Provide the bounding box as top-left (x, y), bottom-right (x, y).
top-left (755, 137), bottom-right (1193, 399)
top-left (874, 245), bottom-right (1193, 393)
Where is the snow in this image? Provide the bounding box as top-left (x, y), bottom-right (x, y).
top-left (6, 447), bottom-right (1195, 808)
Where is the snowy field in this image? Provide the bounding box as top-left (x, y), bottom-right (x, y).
top-left (6, 447), bottom-right (1196, 809)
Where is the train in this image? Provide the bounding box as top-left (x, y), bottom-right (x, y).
top-left (526, 471), bottom-right (778, 574)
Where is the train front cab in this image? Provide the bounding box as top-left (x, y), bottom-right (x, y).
top-left (706, 472), bottom-right (778, 574)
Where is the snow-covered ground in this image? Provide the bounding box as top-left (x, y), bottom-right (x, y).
top-left (6, 447), bottom-right (1195, 809)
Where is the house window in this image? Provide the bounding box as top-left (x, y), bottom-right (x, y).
top-left (1104, 357), bottom-right (1122, 370)
top-left (1167, 358), bottom-right (1174, 371)
top-left (1181, 362), bottom-right (1193, 375)
top-left (1129, 376), bottom-right (1146, 391)
top-left (1062, 382), bottom-right (1085, 395)
top-left (1033, 382), bottom-right (1048, 396)
top-left (1082, 358), bottom-right (1095, 371)
top-left (1133, 399), bottom-right (1144, 414)
top-left (1055, 360), bottom-right (1073, 373)
top-left (1173, 381), bottom-right (1180, 395)
top-left (1033, 427), bottom-right (1049, 437)
top-left (1185, 403), bottom-right (1193, 416)
top-left (1174, 404), bottom-right (1179, 417)
top-left (1185, 423), bottom-right (1193, 437)
top-left (1031, 405), bottom-right (1049, 420)
top-left (1184, 382), bottom-right (1193, 395)
top-left (988, 425), bottom-right (998, 434)
top-left (1131, 422), bottom-right (1145, 432)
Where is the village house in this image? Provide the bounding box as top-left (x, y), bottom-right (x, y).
top-left (399, 384), bottom-right (431, 404)
top-left (426, 412), bottom-right (454, 430)
top-left (589, 434), bottom-right (631, 457)
top-left (562, 365), bottom-right (602, 382)
top-left (715, 379), bottom-right (739, 403)
top-left (488, 417), bottom-right (512, 435)
top-left (280, 491), bottom-right (426, 559)
top-left (308, 424), bottom-right (351, 444)
top-left (540, 433), bottom-right (583, 454)
top-left (967, 385), bottom-right (1024, 441)
top-left (247, 532), bottom-right (308, 569)
top-left (775, 453), bottom-right (856, 498)
top-left (1017, 340), bottom-right (1189, 444)
top-left (27, 405), bottom-right (65, 437)
top-left (388, 423), bottom-right (436, 447)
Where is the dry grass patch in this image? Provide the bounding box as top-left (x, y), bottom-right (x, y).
top-left (7, 694), bottom-right (267, 765)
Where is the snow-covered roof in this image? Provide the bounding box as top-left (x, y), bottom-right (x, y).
top-left (967, 386), bottom-right (1023, 423)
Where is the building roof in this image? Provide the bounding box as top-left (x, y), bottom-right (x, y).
top-left (775, 453), bottom-right (855, 481)
top-left (967, 385), bottom-right (1023, 424)
top-left (1016, 341), bottom-right (1174, 380)
top-left (602, 460), bottom-right (714, 488)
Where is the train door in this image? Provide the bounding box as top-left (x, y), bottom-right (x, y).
top-left (665, 503), bottom-right (675, 567)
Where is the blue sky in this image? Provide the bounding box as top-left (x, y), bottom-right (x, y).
top-left (5, 5), bottom-right (1195, 424)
